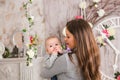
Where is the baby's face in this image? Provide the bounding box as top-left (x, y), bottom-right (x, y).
top-left (46, 38), bottom-right (62, 55)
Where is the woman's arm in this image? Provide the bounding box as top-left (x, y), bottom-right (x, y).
top-left (40, 54), bottom-right (67, 78)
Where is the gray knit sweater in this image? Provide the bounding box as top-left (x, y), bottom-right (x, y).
top-left (40, 53), bottom-right (84, 80)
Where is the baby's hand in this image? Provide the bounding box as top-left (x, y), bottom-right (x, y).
top-left (57, 49), bottom-right (62, 53)
top-left (52, 48), bottom-right (62, 54)
top-left (52, 50), bottom-right (58, 54)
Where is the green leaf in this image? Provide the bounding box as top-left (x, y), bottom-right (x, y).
top-left (29, 0), bottom-right (32, 4)
top-left (100, 43), bottom-right (104, 47)
top-left (114, 71), bottom-right (120, 79)
top-left (108, 36), bottom-right (115, 40)
top-left (22, 29), bottom-right (27, 32)
top-left (2, 47), bottom-right (10, 58)
top-left (103, 24), bottom-right (109, 29)
top-left (23, 3), bottom-right (27, 9)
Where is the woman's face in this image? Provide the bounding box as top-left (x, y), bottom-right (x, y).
top-left (64, 28), bottom-right (76, 49)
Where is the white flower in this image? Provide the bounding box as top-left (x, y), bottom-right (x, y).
top-left (97, 9), bottom-right (105, 17)
top-left (29, 0), bottom-right (33, 3)
top-left (93, 0), bottom-right (101, 3)
top-left (79, 1), bottom-right (87, 9)
top-left (26, 43), bottom-right (30, 48)
top-left (97, 36), bottom-right (103, 43)
top-left (94, 4), bottom-right (98, 7)
top-left (97, 36), bottom-right (106, 45)
top-left (108, 28), bottom-right (115, 36)
top-left (27, 49), bottom-right (35, 58)
top-left (28, 15), bottom-right (34, 24)
top-left (30, 15), bottom-right (34, 20)
top-left (29, 63), bottom-right (33, 67)
top-left (62, 27), bottom-right (66, 37)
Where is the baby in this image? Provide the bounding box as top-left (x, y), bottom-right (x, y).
top-left (44, 36), bottom-right (63, 80)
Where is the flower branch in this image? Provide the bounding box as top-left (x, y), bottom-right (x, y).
top-left (80, 0), bottom-right (120, 24)
top-left (23, 1), bottom-right (34, 28)
top-left (22, 0), bottom-right (39, 66)
top-left (96, 24), bottom-right (115, 47)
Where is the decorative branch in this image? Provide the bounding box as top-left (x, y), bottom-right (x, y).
top-left (22, 0), bottom-right (39, 66)
top-left (80, 0), bottom-right (120, 24)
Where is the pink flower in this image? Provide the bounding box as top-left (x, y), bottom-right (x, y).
top-left (30, 36), bottom-right (33, 44)
top-left (117, 75), bottom-right (120, 80)
top-left (75, 16), bottom-right (83, 19)
top-left (102, 29), bottom-right (109, 37)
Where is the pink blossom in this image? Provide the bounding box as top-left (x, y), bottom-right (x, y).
top-left (117, 75), bottom-right (120, 80)
top-left (30, 36), bottom-right (33, 43)
top-left (102, 29), bottom-right (109, 37)
top-left (75, 16), bottom-right (83, 19)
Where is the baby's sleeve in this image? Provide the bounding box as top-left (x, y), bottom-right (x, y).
top-left (44, 53), bottom-right (58, 68)
top-left (40, 54), bottom-right (67, 78)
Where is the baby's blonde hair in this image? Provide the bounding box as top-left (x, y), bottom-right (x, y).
top-left (45, 36), bottom-right (61, 48)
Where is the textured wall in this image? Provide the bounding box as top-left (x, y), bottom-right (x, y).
top-left (43, 0), bottom-right (80, 41)
top-left (0, 0), bottom-right (45, 53)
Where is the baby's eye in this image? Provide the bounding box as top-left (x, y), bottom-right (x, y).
top-left (55, 44), bottom-right (58, 46)
top-left (49, 45), bottom-right (52, 47)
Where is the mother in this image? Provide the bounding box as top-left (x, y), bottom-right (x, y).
top-left (40, 19), bottom-right (101, 80)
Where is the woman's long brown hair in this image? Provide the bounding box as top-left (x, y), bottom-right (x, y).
top-left (66, 19), bottom-right (101, 80)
